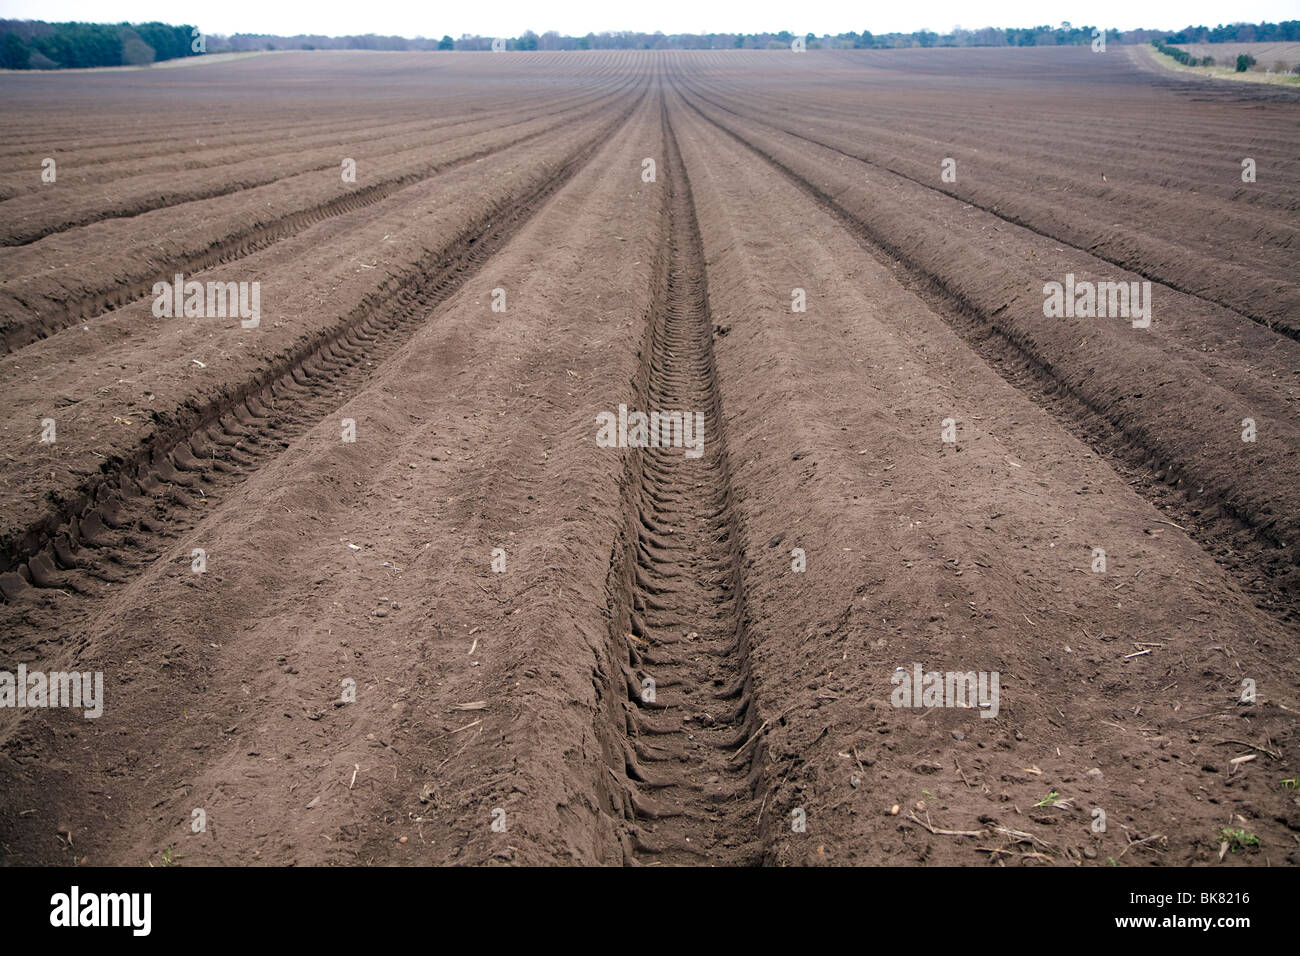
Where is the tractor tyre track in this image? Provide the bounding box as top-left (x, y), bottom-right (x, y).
top-left (602, 94), bottom-right (765, 865)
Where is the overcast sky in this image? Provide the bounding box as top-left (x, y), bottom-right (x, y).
top-left (0, 0), bottom-right (1294, 37)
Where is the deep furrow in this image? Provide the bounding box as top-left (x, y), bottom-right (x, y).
top-left (0, 86), bottom-right (647, 626)
top-left (607, 94), bottom-right (763, 866)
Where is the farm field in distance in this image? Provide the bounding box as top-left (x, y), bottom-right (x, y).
top-left (1170, 40), bottom-right (1300, 71)
top-left (0, 44), bottom-right (1297, 867)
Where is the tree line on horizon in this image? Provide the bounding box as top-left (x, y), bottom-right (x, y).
top-left (1, 20), bottom-right (197, 69)
top-left (2, 18), bottom-right (1297, 69)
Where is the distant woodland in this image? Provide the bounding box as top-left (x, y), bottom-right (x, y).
top-left (3, 18), bottom-right (1297, 69)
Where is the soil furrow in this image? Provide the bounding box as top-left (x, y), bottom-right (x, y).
top-left (2, 47), bottom-right (1297, 872)
top-left (676, 77), bottom-right (1300, 341)
top-left (0, 78), bottom-right (641, 352)
top-left (0, 80), bottom-right (632, 248)
top-left (606, 95), bottom-right (763, 865)
top-left (0, 87), bottom-right (646, 627)
top-left (673, 79), bottom-right (1300, 620)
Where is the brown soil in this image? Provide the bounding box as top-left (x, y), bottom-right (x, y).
top-left (0, 49), bottom-right (1296, 868)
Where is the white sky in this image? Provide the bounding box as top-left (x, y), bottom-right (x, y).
top-left (0, 0), bottom-right (1295, 38)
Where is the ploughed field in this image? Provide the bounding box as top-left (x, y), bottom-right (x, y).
top-left (0, 46), bottom-right (1297, 866)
